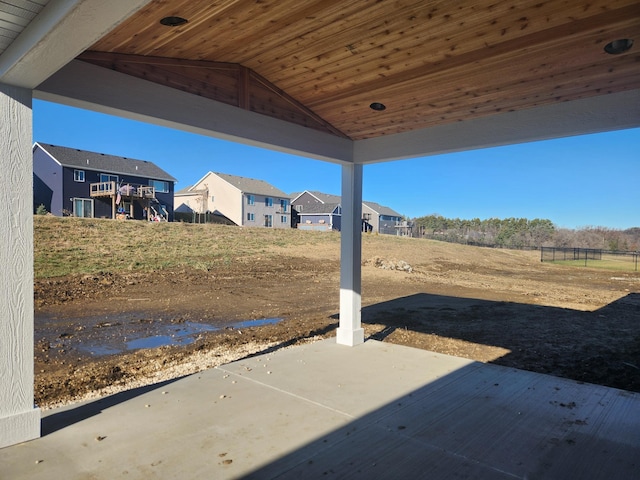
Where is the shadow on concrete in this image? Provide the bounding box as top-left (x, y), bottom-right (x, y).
top-left (361, 292), bottom-right (640, 392)
top-left (239, 345), bottom-right (639, 479)
top-left (41, 377), bottom-right (183, 436)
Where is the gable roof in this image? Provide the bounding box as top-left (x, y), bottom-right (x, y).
top-left (291, 190), bottom-right (341, 204)
top-left (35, 143), bottom-right (177, 182)
top-left (213, 172), bottom-right (289, 198)
top-left (363, 201), bottom-right (402, 218)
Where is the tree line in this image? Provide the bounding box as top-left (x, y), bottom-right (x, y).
top-left (413, 214), bottom-right (640, 251)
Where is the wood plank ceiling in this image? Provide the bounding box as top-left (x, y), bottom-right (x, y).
top-left (80, 0), bottom-right (640, 141)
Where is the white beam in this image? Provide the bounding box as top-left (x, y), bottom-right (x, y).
top-left (0, 0), bottom-right (151, 88)
top-left (354, 90), bottom-right (640, 164)
top-left (35, 60), bottom-right (354, 164)
top-left (0, 83), bottom-right (40, 448)
top-left (337, 163), bottom-right (364, 346)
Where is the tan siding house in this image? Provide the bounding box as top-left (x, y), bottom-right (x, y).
top-left (175, 171), bottom-right (290, 228)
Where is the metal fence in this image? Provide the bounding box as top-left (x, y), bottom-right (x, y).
top-left (541, 247), bottom-right (639, 271)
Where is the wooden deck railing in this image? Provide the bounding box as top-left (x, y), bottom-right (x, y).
top-left (90, 182), bottom-right (155, 199)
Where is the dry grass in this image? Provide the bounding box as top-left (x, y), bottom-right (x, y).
top-left (34, 216), bottom-right (340, 278)
top-left (35, 216), bottom-right (632, 283)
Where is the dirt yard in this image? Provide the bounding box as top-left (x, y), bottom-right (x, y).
top-left (34, 233), bottom-right (640, 409)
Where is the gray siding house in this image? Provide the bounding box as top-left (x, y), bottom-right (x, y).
top-left (291, 191), bottom-right (342, 231)
top-left (175, 171), bottom-right (290, 228)
top-left (33, 143), bottom-right (176, 221)
top-left (362, 201), bottom-right (404, 235)
top-left (292, 190), bottom-right (403, 234)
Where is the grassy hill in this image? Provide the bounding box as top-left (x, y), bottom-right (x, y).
top-left (34, 216), bottom-right (543, 279)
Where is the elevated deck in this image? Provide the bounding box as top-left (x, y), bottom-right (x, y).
top-left (89, 182), bottom-right (159, 220)
top-left (90, 181), bottom-right (155, 199)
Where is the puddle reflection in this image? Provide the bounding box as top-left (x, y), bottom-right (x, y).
top-left (80, 318), bottom-right (282, 356)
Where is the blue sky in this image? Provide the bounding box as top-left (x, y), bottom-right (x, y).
top-left (33, 100), bottom-right (638, 230)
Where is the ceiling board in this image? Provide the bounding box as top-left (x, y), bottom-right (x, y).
top-left (83, 0), bottom-right (640, 141)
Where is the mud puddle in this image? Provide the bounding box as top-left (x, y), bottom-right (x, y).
top-left (37, 312), bottom-right (282, 357)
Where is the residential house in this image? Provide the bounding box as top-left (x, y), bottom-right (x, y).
top-left (290, 191), bottom-right (342, 231)
top-left (362, 201), bottom-right (404, 235)
top-left (33, 143), bottom-right (176, 221)
top-left (175, 171), bottom-right (290, 228)
top-left (291, 190), bottom-right (403, 234)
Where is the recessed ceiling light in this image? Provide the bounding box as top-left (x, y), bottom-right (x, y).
top-left (604, 39), bottom-right (633, 55)
top-left (370, 102), bottom-right (386, 111)
top-left (160, 16), bottom-right (188, 27)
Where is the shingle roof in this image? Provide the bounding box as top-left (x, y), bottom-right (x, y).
top-left (297, 203), bottom-right (340, 214)
top-left (308, 191), bottom-right (341, 203)
top-left (36, 143), bottom-right (177, 182)
top-left (214, 172), bottom-right (289, 198)
top-left (175, 185), bottom-right (194, 195)
top-left (363, 201), bottom-right (402, 218)
top-left (291, 190), bottom-right (341, 204)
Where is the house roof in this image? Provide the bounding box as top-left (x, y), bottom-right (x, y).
top-left (291, 190), bottom-right (341, 204)
top-left (363, 201), bottom-right (402, 218)
top-left (213, 172), bottom-right (289, 198)
top-left (297, 203), bottom-right (341, 215)
top-left (175, 185), bottom-right (194, 195)
top-left (35, 143), bottom-right (177, 182)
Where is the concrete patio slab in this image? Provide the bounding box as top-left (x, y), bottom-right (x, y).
top-left (1, 339), bottom-right (638, 479)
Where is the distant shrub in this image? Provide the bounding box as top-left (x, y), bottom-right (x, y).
top-left (36, 204), bottom-right (48, 215)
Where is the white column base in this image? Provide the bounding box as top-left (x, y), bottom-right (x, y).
top-left (336, 327), bottom-right (365, 346)
top-left (0, 408), bottom-right (41, 449)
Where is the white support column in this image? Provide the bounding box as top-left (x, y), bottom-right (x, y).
top-left (0, 83), bottom-right (40, 448)
top-left (336, 163), bottom-right (365, 346)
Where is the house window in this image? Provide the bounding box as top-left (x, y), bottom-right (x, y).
top-left (264, 214), bottom-right (273, 227)
top-left (281, 215), bottom-right (287, 224)
top-left (297, 205), bottom-right (303, 212)
top-left (74, 170), bottom-right (85, 182)
top-left (100, 174), bottom-right (118, 183)
top-left (247, 194), bottom-right (255, 205)
top-left (211, 196), bottom-right (215, 202)
top-left (149, 179), bottom-right (169, 193)
top-left (247, 213), bottom-right (255, 222)
top-left (99, 174), bottom-right (118, 192)
top-left (73, 198), bottom-right (93, 218)
top-left (265, 197), bottom-right (273, 207)
top-left (280, 199), bottom-right (288, 212)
